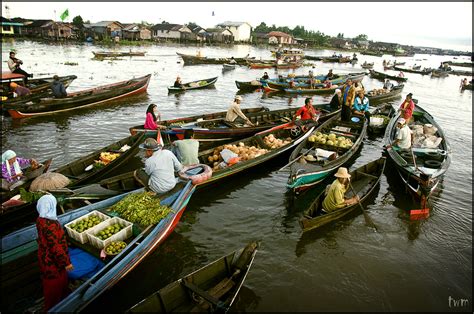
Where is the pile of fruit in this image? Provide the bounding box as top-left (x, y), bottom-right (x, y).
top-left (263, 134), bottom-right (291, 149)
top-left (110, 191), bottom-right (172, 227)
top-left (105, 241), bottom-right (127, 255)
top-left (69, 214), bottom-right (105, 233)
top-left (367, 88), bottom-right (390, 96)
top-left (207, 143), bottom-right (270, 171)
top-left (308, 132), bottom-right (353, 149)
top-left (95, 223), bottom-right (125, 240)
top-left (94, 152), bottom-right (120, 169)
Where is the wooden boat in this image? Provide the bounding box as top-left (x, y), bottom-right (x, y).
top-left (449, 69), bottom-right (473, 76)
top-left (287, 113), bottom-right (368, 193)
top-left (235, 80), bottom-right (263, 91)
top-left (127, 241), bottom-right (258, 313)
top-left (299, 157), bottom-right (386, 232)
top-left (222, 63), bottom-right (237, 71)
top-left (360, 62), bottom-right (374, 69)
top-left (5, 74), bottom-right (151, 119)
top-left (265, 72), bottom-right (366, 91)
top-left (431, 70), bottom-right (449, 78)
top-left (369, 69), bottom-right (408, 82)
top-left (167, 77), bottom-right (218, 93)
top-left (367, 104), bottom-right (395, 135)
top-left (248, 61), bottom-right (303, 69)
top-left (393, 66), bottom-right (432, 75)
top-left (382, 104), bottom-right (451, 206)
top-left (444, 61), bottom-right (473, 68)
top-left (360, 51), bottom-right (384, 57)
top-left (393, 61), bottom-right (406, 66)
top-left (366, 84), bottom-right (404, 105)
top-left (283, 85), bottom-right (338, 95)
top-left (93, 51), bottom-right (146, 57)
top-left (1, 74), bottom-right (77, 112)
top-left (322, 56), bottom-right (351, 63)
top-left (54, 133), bottom-right (145, 187)
top-left (271, 48), bottom-right (304, 58)
top-left (176, 52), bottom-right (253, 65)
top-left (1, 180), bottom-right (196, 313)
top-left (304, 55), bottom-right (328, 61)
top-left (166, 104), bottom-right (340, 144)
top-left (98, 122), bottom-right (316, 194)
top-left (129, 107), bottom-right (269, 144)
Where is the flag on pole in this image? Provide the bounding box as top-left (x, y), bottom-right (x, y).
top-left (60, 9), bottom-right (69, 21)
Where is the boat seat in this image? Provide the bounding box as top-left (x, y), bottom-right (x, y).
top-left (356, 171), bottom-right (378, 180)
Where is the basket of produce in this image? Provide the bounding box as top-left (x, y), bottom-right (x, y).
top-left (104, 241), bottom-right (127, 256)
top-left (65, 210), bottom-right (111, 244)
top-left (86, 216), bottom-right (133, 249)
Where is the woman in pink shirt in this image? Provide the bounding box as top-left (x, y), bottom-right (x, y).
top-left (144, 104), bottom-right (166, 130)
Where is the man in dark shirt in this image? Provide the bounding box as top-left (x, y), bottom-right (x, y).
top-left (51, 75), bottom-right (67, 98)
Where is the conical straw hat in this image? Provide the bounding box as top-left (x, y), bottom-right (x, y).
top-left (30, 172), bottom-right (70, 192)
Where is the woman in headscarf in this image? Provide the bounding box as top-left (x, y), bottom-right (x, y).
top-left (36, 194), bottom-right (73, 311)
top-left (1, 150), bottom-right (38, 189)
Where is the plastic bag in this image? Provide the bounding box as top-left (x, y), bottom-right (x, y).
top-left (220, 149), bottom-right (238, 163)
top-left (67, 247), bottom-right (105, 280)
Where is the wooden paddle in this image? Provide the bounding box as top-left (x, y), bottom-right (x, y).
top-left (277, 146), bottom-right (314, 172)
top-left (348, 181), bottom-right (378, 231)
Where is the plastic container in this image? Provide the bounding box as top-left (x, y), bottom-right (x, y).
top-left (65, 210), bottom-right (111, 244)
top-left (369, 117), bottom-right (384, 127)
top-left (86, 217), bottom-right (133, 249)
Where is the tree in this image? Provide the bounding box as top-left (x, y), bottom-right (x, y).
top-left (337, 33), bottom-right (344, 39)
top-left (72, 15), bottom-right (84, 29)
top-left (355, 34), bottom-right (368, 41)
top-left (187, 22), bottom-right (198, 30)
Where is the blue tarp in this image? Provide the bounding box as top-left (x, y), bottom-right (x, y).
top-left (68, 247), bottom-right (105, 280)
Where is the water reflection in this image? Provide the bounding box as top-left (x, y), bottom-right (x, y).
top-left (230, 285), bottom-right (262, 312)
top-left (173, 92), bottom-right (183, 107)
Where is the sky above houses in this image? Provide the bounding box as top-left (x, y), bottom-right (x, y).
top-left (3, 2), bottom-right (472, 51)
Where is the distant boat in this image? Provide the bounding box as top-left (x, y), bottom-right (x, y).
top-left (92, 51), bottom-right (146, 58)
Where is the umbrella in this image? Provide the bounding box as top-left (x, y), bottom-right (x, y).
top-left (30, 172), bottom-right (70, 192)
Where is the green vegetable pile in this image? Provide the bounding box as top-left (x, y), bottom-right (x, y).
top-left (110, 192), bottom-right (172, 227)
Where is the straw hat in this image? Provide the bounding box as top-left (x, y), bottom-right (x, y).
top-left (305, 155), bottom-right (316, 162)
top-left (334, 167), bottom-right (351, 178)
top-left (235, 95), bottom-right (242, 101)
top-left (30, 172), bottom-right (71, 192)
top-left (397, 118), bottom-right (406, 125)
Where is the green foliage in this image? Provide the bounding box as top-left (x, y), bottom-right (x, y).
top-left (253, 22), bottom-right (330, 46)
top-left (110, 191), bottom-right (172, 227)
top-left (19, 188), bottom-right (44, 203)
top-left (337, 33), bottom-right (344, 38)
top-left (186, 22), bottom-right (198, 30)
top-left (72, 15), bottom-right (84, 29)
top-left (355, 34), bottom-right (368, 41)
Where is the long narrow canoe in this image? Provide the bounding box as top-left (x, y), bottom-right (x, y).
top-left (322, 56), bottom-right (351, 63)
top-left (54, 133), bottom-right (145, 187)
top-left (444, 61), bottom-right (473, 68)
top-left (167, 77), bottom-right (218, 93)
top-left (360, 63), bottom-right (374, 69)
top-left (1, 180), bottom-right (196, 313)
top-left (265, 72), bottom-right (366, 91)
top-left (383, 104), bottom-right (451, 206)
top-left (360, 51), bottom-right (384, 57)
top-left (177, 52), bottom-right (253, 65)
top-left (5, 74), bottom-right (151, 119)
top-left (248, 62), bottom-right (303, 69)
top-left (431, 70), bottom-right (449, 78)
top-left (299, 157), bottom-right (386, 232)
top-left (128, 241), bottom-right (258, 313)
top-left (393, 66), bottom-right (433, 75)
top-left (1, 75), bottom-right (77, 111)
top-left (461, 83), bottom-right (473, 90)
top-left (283, 85), bottom-right (338, 95)
top-left (235, 80), bottom-right (263, 91)
top-left (369, 69), bottom-right (408, 82)
top-left (93, 51), bottom-right (146, 57)
top-left (97, 122), bottom-right (316, 195)
top-left (287, 114), bottom-right (368, 193)
top-left (366, 84), bottom-right (404, 105)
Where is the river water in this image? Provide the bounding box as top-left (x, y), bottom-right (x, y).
top-left (1, 40), bottom-right (472, 312)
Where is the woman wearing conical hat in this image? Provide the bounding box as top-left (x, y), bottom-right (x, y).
top-left (322, 167), bottom-right (359, 213)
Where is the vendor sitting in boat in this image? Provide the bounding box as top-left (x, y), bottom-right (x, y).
top-left (144, 104), bottom-right (167, 130)
top-left (386, 118), bottom-right (413, 151)
top-left (172, 129), bottom-right (199, 166)
top-left (229, 57), bottom-right (237, 65)
top-left (225, 95), bottom-right (254, 126)
top-left (322, 167), bottom-right (359, 213)
top-left (383, 79), bottom-right (393, 90)
top-left (352, 90), bottom-right (370, 119)
top-left (51, 75), bottom-right (67, 98)
top-left (325, 69), bottom-right (334, 81)
top-left (10, 82), bottom-right (31, 97)
top-left (292, 98), bottom-right (319, 127)
top-left (261, 72), bottom-right (270, 80)
top-left (173, 76), bottom-right (184, 89)
top-left (2, 150), bottom-right (39, 190)
top-left (135, 138), bottom-right (183, 195)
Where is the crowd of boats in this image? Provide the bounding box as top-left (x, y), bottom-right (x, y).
top-left (0, 47), bottom-right (461, 312)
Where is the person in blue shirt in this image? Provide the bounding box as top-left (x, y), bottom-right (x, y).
top-left (352, 89), bottom-right (370, 119)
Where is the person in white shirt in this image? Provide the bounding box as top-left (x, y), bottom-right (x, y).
top-left (225, 95), bottom-right (254, 126)
top-left (383, 79), bottom-right (393, 90)
top-left (134, 138), bottom-right (183, 194)
top-left (387, 118), bottom-right (413, 150)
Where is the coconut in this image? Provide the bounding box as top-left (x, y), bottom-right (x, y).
top-left (239, 142), bottom-right (245, 147)
top-left (208, 156), bottom-right (214, 163)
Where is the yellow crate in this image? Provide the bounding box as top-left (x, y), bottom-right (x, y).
top-left (65, 210), bottom-right (111, 244)
top-left (86, 217), bottom-right (133, 249)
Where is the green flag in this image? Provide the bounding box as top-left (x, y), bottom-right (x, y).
top-left (60, 9), bottom-right (69, 21)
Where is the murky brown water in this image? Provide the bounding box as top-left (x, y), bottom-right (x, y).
top-left (1, 40), bottom-right (472, 312)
